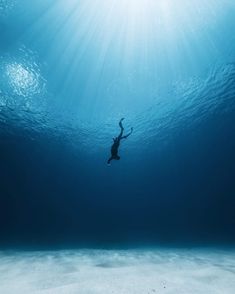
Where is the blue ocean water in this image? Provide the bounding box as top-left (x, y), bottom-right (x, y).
top-left (0, 0), bottom-right (235, 247)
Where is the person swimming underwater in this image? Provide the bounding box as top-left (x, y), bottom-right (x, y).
top-left (107, 118), bottom-right (133, 164)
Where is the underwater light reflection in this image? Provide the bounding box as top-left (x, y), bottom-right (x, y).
top-left (6, 63), bottom-right (39, 97)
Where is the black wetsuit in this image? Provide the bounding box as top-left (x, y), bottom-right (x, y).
top-left (107, 118), bottom-right (132, 164)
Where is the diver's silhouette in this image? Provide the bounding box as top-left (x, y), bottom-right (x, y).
top-left (107, 118), bottom-right (133, 164)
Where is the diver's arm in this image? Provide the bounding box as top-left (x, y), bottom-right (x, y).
top-left (107, 157), bottom-right (113, 164)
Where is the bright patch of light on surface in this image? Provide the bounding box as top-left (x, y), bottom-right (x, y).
top-left (0, 47), bottom-right (46, 110)
top-left (0, 0), bottom-right (16, 15)
top-left (6, 63), bottom-right (40, 97)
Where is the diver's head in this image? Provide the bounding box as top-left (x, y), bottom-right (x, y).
top-left (114, 155), bottom-right (120, 160)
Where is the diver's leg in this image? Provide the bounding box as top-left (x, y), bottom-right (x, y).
top-left (119, 118), bottom-right (124, 130)
top-left (118, 118), bottom-right (124, 139)
top-left (121, 127), bottom-right (133, 140)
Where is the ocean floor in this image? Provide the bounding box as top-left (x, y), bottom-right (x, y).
top-left (0, 248), bottom-right (234, 294)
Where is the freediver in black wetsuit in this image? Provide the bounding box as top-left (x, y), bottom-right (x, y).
top-left (107, 118), bottom-right (133, 164)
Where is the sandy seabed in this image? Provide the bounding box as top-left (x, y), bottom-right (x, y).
top-left (0, 248), bottom-right (234, 294)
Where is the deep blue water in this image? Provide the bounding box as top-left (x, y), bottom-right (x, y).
top-left (0, 0), bottom-right (235, 248)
